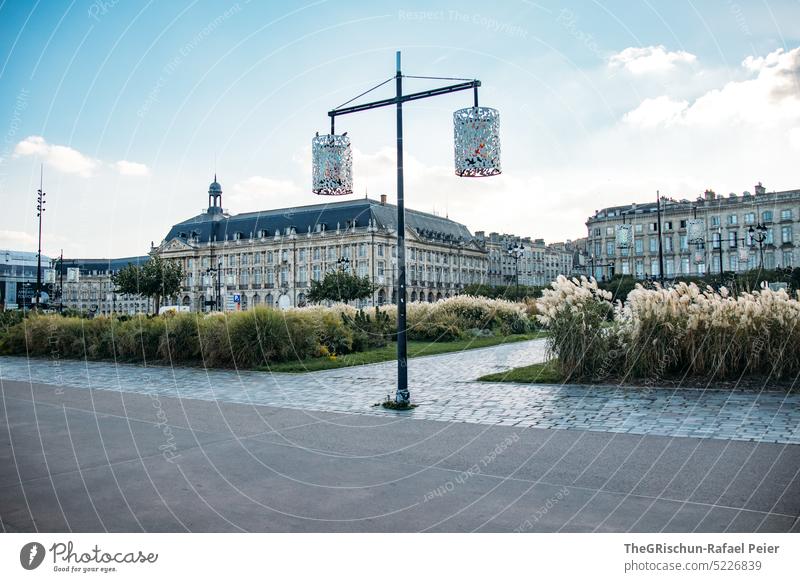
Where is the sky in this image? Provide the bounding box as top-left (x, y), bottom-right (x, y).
top-left (0, 0), bottom-right (799, 259)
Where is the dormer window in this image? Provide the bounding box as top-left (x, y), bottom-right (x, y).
top-left (234, 232), bottom-right (243, 241)
top-left (258, 229), bottom-right (268, 238)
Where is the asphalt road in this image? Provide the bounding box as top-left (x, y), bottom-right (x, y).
top-left (1, 379), bottom-right (798, 532)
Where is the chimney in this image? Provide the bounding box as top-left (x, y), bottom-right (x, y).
top-left (704, 189), bottom-right (716, 201)
top-left (755, 182), bottom-right (766, 196)
top-left (380, 193), bottom-right (387, 205)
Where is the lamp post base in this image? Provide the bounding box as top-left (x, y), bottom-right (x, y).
top-left (395, 388), bottom-right (410, 406)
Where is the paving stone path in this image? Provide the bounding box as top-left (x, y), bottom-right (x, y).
top-left (1, 339), bottom-right (798, 444)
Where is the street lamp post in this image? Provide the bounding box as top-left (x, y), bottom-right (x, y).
top-left (507, 243), bottom-right (524, 296)
top-left (313, 52), bottom-right (500, 406)
top-left (35, 165), bottom-right (46, 310)
top-left (205, 261), bottom-right (222, 312)
top-left (336, 256), bottom-right (351, 272)
top-left (655, 190), bottom-right (665, 285)
top-left (748, 223), bottom-right (767, 269)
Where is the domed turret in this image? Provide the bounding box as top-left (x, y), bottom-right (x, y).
top-left (207, 174), bottom-right (223, 214)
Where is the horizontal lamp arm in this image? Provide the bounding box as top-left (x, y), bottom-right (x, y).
top-left (329, 80), bottom-right (480, 118)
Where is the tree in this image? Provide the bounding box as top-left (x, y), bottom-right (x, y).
top-left (307, 270), bottom-right (374, 304)
top-left (112, 255), bottom-right (183, 314)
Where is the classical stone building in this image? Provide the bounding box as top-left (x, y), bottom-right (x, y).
top-left (156, 178), bottom-right (490, 311)
top-left (585, 183), bottom-right (799, 280)
top-left (59, 256), bottom-right (151, 315)
top-left (474, 231), bottom-right (584, 287)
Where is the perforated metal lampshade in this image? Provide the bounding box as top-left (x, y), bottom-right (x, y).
top-left (453, 107), bottom-right (501, 177)
top-left (687, 219), bottom-right (705, 244)
top-left (738, 247), bottom-right (751, 262)
top-left (312, 134), bottom-right (353, 195)
top-left (615, 224), bottom-right (632, 249)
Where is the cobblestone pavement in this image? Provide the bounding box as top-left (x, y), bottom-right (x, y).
top-left (1, 340), bottom-right (798, 445)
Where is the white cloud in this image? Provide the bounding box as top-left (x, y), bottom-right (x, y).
top-left (790, 127), bottom-right (800, 149)
top-left (13, 135), bottom-right (98, 177)
top-left (623, 96), bottom-right (689, 127)
top-left (114, 160), bottom-right (150, 176)
top-left (624, 46), bottom-right (800, 129)
top-left (0, 229), bottom-right (37, 251)
top-left (609, 45), bottom-right (697, 74)
top-left (229, 175), bottom-right (303, 209)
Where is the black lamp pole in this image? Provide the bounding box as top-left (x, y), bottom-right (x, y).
top-left (326, 52), bottom-right (484, 406)
top-left (656, 190), bottom-right (664, 285)
top-left (35, 165), bottom-right (45, 309)
top-left (508, 244), bottom-right (524, 295)
top-left (58, 249), bottom-right (64, 313)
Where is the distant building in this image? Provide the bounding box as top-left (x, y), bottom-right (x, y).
top-left (585, 183), bottom-right (799, 280)
top-left (0, 249), bottom-right (52, 310)
top-left (155, 178), bottom-right (489, 311)
top-left (59, 256), bottom-right (151, 315)
top-left (473, 232), bottom-right (584, 287)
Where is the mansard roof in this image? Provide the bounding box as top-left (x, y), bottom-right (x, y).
top-left (60, 256), bottom-right (150, 275)
top-left (164, 197), bottom-right (475, 244)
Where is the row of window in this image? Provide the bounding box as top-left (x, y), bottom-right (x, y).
top-left (593, 208), bottom-right (797, 238)
top-left (596, 249), bottom-right (794, 278)
top-left (595, 226), bottom-right (794, 257)
top-left (190, 263), bottom-right (486, 288)
top-left (184, 245), bottom-right (486, 270)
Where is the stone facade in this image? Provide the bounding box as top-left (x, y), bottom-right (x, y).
top-left (585, 183), bottom-right (799, 280)
top-left (474, 231), bottom-right (584, 287)
top-left (156, 182), bottom-right (490, 312)
top-left (59, 257), bottom-right (151, 315)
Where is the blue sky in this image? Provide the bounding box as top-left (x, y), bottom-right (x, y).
top-left (1, 0), bottom-right (799, 257)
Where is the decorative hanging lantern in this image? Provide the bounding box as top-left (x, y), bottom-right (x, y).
top-left (615, 224), bottom-right (633, 249)
top-left (686, 219), bottom-right (705, 244)
top-left (738, 247), bottom-right (751, 262)
top-left (453, 107), bottom-right (501, 177)
top-left (693, 249), bottom-right (705, 264)
top-left (312, 133), bottom-right (353, 195)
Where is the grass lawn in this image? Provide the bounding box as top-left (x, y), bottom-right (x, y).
top-left (478, 359), bottom-right (563, 384)
top-left (263, 331), bottom-right (546, 373)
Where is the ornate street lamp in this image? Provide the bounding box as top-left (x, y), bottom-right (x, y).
top-left (748, 223), bottom-right (767, 269)
top-left (453, 107), bottom-right (501, 177)
top-left (336, 256), bottom-right (351, 272)
top-left (686, 218), bottom-right (705, 245)
top-left (615, 224), bottom-right (632, 249)
top-left (738, 244), bottom-right (751, 265)
top-left (687, 209), bottom-right (706, 273)
top-left (313, 52), bottom-right (499, 406)
top-left (507, 243), bottom-right (525, 295)
top-left (312, 133), bottom-right (353, 195)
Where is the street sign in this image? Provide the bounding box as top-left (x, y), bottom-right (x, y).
top-left (226, 294), bottom-right (242, 311)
